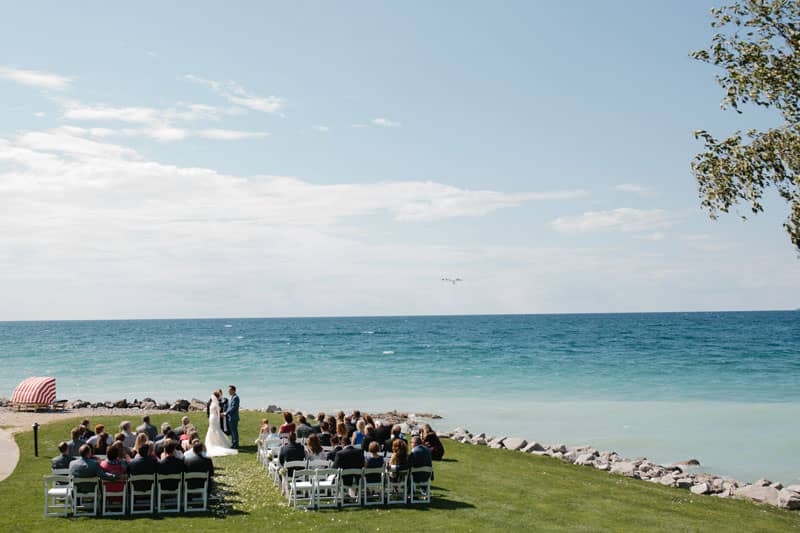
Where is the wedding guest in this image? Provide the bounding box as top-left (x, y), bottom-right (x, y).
top-left (361, 425), bottom-right (376, 453)
top-left (352, 420), bottom-right (366, 445)
top-left (364, 441), bottom-right (384, 469)
top-left (119, 421), bottom-right (136, 448)
top-left (100, 445), bottom-right (128, 494)
top-left (67, 427), bottom-right (84, 457)
top-left (174, 416), bottom-right (191, 438)
top-left (336, 421), bottom-right (348, 443)
top-left (113, 433), bottom-right (132, 459)
top-left (422, 424), bottom-right (445, 461)
top-left (182, 429), bottom-right (200, 451)
top-left (279, 432), bottom-right (305, 466)
top-left (295, 415), bottom-right (313, 438)
top-left (93, 432), bottom-right (110, 455)
top-left (154, 422), bottom-right (171, 443)
top-left (384, 425), bottom-right (405, 452)
top-left (184, 441), bottom-right (214, 488)
top-left (305, 433), bottom-right (326, 461)
top-left (51, 441), bottom-right (72, 470)
top-left (345, 416), bottom-right (356, 438)
top-left (183, 439), bottom-right (202, 461)
top-left (318, 422), bottom-right (332, 447)
top-left (333, 436), bottom-right (364, 489)
top-left (325, 435), bottom-right (343, 462)
top-left (133, 433), bottom-right (157, 459)
top-left (128, 443), bottom-right (157, 492)
top-left (157, 440), bottom-right (186, 491)
top-left (374, 421), bottom-right (392, 450)
top-left (136, 415), bottom-right (157, 441)
top-left (78, 420), bottom-right (94, 439)
top-left (279, 412), bottom-right (296, 435)
top-left (69, 444), bottom-right (118, 484)
top-left (311, 412), bottom-right (326, 433)
top-left (388, 439), bottom-right (409, 481)
top-left (259, 418), bottom-right (270, 435)
top-left (258, 425), bottom-right (280, 447)
top-left (86, 425), bottom-right (112, 448)
top-left (410, 436), bottom-right (433, 482)
top-left (363, 414), bottom-right (376, 429)
top-left (155, 430), bottom-right (178, 456)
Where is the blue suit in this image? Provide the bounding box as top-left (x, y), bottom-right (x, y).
top-left (226, 393), bottom-right (240, 448)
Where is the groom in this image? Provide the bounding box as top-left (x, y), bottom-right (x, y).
top-left (224, 385), bottom-right (240, 449)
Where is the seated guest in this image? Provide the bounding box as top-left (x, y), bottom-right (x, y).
top-left (278, 412), bottom-right (295, 435)
top-left (51, 441), bottom-right (72, 470)
top-left (388, 439), bottom-right (409, 481)
top-left (352, 420), bottom-right (366, 445)
top-left (113, 433), bottom-right (133, 459)
top-left (336, 421), bottom-right (348, 444)
top-left (361, 425), bottom-right (376, 453)
top-left (136, 415), bottom-right (158, 441)
top-left (384, 425), bottom-right (405, 452)
top-left (422, 424), bottom-right (445, 461)
top-left (93, 432), bottom-right (110, 455)
top-left (119, 421), bottom-right (136, 448)
top-left (257, 425), bottom-right (281, 447)
top-left (409, 436), bottom-right (433, 482)
top-left (311, 412), bottom-right (326, 433)
top-left (155, 430), bottom-right (178, 456)
top-left (69, 444), bottom-right (119, 488)
top-left (364, 441), bottom-right (384, 469)
top-left (278, 432), bottom-right (306, 466)
top-left (184, 441), bottom-right (214, 489)
top-left (345, 416), bottom-right (356, 438)
top-left (128, 443), bottom-right (157, 492)
top-left (295, 415), bottom-right (313, 438)
top-left (67, 427), bottom-right (84, 457)
top-left (86, 425), bottom-right (112, 448)
top-left (183, 439), bottom-right (202, 460)
top-left (78, 420), bottom-right (94, 440)
top-left (259, 418), bottom-right (270, 435)
top-left (132, 433), bottom-right (156, 459)
top-left (99, 445), bottom-right (128, 494)
top-left (364, 414), bottom-right (376, 428)
top-left (305, 433), bottom-right (326, 461)
top-left (325, 435), bottom-right (342, 462)
top-left (374, 421), bottom-right (392, 450)
top-left (174, 416), bottom-right (191, 438)
top-left (333, 437), bottom-right (364, 489)
top-left (157, 440), bottom-right (186, 491)
top-left (317, 422), bottom-right (332, 447)
top-left (182, 429), bottom-right (200, 451)
top-left (154, 422), bottom-right (171, 443)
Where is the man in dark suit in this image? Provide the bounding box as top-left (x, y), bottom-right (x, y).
top-left (311, 412), bottom-right (326, 434)
top-left (155, 430), bottom-right (178, 456)
top-left (128, 443), bottom-right (158, 492)
top-left (174, 416), bottom-right (191, 439)
top-left (135, 416), bottom-right (157, 441)
top-left (154, 423), bottom-right (171, 443)
top-left (318, 421), bottom-right (332, 447)
top-left (279, 432), bottom-right (305, 465)
top-left (157, 440), bottom-right (186, 491)
top-left (384, 425), bottom-right (405, 452)
top-left (333, 438), bottom-right (365, 488)
top-left (374, 421), bottom-right (392, 451)
top-left (295, 415), bottom-right (313, 438)
top-left (409, 436), bottom-right (433, 482)
top-left (225, 385), bottom-right (240, 448)
top-left (69, 445), bottom-right (118, 491)
top-left (184, 442), bottom-right (214, 489)
top-left (51, 441), bottom-right (72, 470)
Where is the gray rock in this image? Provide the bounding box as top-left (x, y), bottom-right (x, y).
top-left (563, 450), bottom-right (578, 463)
top-left (575, 453), bottom-right (596, 466)
top-left (660, 476), bottom-right (677, 487)
top-left (785, 485), bottom-right (800, 494)
top-left (778, 488), bottom-right (800, 510)
top-left (471, 436), bottom-right (487, 446)
top-left (113, 399), bottom-right (128, 408)
top-left (769, 482), bottom-right (783, 490)
top-left (503, 437), bottom-right (528, 451)
top-left (488, 437), bottom-right (507, 449)
top-left (754, 478), bottom-right (771, 487)
top-left (157, 401), bottom-right (171, 410)
top-left (676, 478), bottom-right (693, 489)
top-left (522, 441), bottom-right (545, 453)
top-left (610, 461), bottom-right (637, 477)
top-left (188, 399), bottom-right (206, 412)
top-left (734, 485), bottom-right (780, 506)
top-left (551, 452), bottom-right (564, 460)
top-left (674, 458), bottom-right (701, 466)
top-left (594, 462), bottom-right (610, 471)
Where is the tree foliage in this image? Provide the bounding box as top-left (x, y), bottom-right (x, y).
top-left (691, 0), bottom-right (800, 251)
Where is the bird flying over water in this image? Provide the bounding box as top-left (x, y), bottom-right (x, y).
top-left (441, 277), bottom-right (463, 285)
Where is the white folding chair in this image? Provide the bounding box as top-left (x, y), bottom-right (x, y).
top-left (157, 473), bottom-right (182, 513)
top-left (287, 468), bottom-right (315, 509)
top-left (281, 460), bottom-right (307, 496)
top-left (338, 468), bottom-right (363, 507)
top-left (71, 478), bottom-right (99, 517)
top-left (128, 474), bottom-right (156, 514)
top-left (307, 459), bottom-right (330, 470)
top-left (43, 473), bottom-right (71, 516)
top-left (183, 472), bottom-right (209, 512)
top-left (385, 467), bottom-right (408, 505)
top-left (268, 457), bottom-right (281, 485)
top-left (315, 468), bottom-right (339, 509)
top-left (362, 467), bottom-right (385, 506)
top-left (409, 466), bottom-right (433, 504)
top-left (101, 479), bottom-right (127, 516)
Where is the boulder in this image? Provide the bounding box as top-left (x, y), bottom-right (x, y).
top-left (265, 404), bottom-right (281, 413)
top-left (660, 476), bottom-right (677, 487)
top-left (674, 458), bottom-right (701, 466)
top-left (778, 488), bottom-right (800, 510)
top-left (594, 462), bottom-right (610, 471)
top-left (563, 451), bottom-right (578, 463)
top-left (769, 482), bottom-right (783, 490)
top-left (140, 401), bottom-right (156, 410)
top-left (754, 478), bottom-right (771, 487)
top-left (471, 437), bottom-right (487, 446)
top-left (734, 485), bottom-right (780, 506)
top-left (522, 441), bottom-right (545, 453)
top-left (676, 478), bottom-right (693, 489)
top-left (71, 400), bottom-right (90, 409)
top-left (503, 437), bottom-right (527, 451)
top-left (488, 437), bottom-right (507, 449)
top-left (551, 452), bottom-right (564, 460)
top-left (113, 399), bottom-right (128, 408)
top-left (188, 399), bottom-right (207, 412)
top-left (171, 399), bottom-right (190, 411)
top-left (575, 453), bottom-right (596, 466)
top-left (610, 461), bottom-right (637, 477)
top-left (103, 401), bottom-right (114, 409)
top-left (786, 485), bottom-right (800, 494)
top-left (157, 401), bottom-right (171, 410)
top-left (550, 444), bottom-right (567, 454)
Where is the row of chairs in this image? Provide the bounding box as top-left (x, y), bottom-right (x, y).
top-left (43, 470), bottom-right (210, 517)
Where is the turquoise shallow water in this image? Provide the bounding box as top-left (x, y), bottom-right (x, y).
top-left (0, 311), bottom-right (798, 482)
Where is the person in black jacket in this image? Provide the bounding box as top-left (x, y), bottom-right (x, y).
top-left (128, 443), bottom-right (158, 492)
top-left (184, 442), bottom-right (214, 489)
top-left (51, 441), bottom-right (72, 470)
top-left (384, 425), bottom-right (405, 452)
top-left (278, 432), bottom-right (306, 476)
top-left (374, 421), bottom-right (392, 451)
top-left (333, 438), bottom-right (365, 488)
top-left (157, 440), bottom-right (186, 491)
top-left (317, 421), bottom-right (332, 447)
top-left (409, 436), bottom-right (433, 482)
top-left (295, 415), bottom-right (314, 438)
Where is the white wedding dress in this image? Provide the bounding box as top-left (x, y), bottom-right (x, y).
top-left (205, 396), bottom-right (238, 457)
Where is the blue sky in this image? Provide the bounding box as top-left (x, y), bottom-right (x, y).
top-left (0, 1), bottom-right (797, 320)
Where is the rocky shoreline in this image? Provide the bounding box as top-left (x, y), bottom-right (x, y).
top-left (441, 427), bottom-right (800, 512)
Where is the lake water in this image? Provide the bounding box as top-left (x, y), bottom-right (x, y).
top-left (0, 311), bottom-right (797, 482)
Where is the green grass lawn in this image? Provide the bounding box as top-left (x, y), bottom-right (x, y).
top-left (1, 411), bottom-right (798, 531)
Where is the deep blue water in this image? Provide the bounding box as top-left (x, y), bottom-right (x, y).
top-left (0, 311), bottom-right (798, 481)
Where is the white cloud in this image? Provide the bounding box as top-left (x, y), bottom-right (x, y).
top-left (197, 129), bottom-right (269, 140)
top-left (312, 125), bottom-right (329, 132)
top-left (371, 117), bottom-right (401, 128)
top-left (615, 183), bottom-right (652, 196)
top-left (551, 208), bottom-right (674, 234)
top-left (184, 74), bottom-right (283, 114)
top-left (0, 66), bottom-right (72, 90)
top-left (34, 111), bottom-right (46, 118)
top-left (62, 102), bottom-right (158, 123)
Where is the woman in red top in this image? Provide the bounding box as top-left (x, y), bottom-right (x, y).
top-left (100, 445), bottom-right (127, 495)
top-left (278, 411), bottom-right (295, 435)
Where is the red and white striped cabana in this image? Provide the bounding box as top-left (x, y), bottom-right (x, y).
top-left (11, 376), bottom-right (57, 410)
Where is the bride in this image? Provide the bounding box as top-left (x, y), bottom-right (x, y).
top-left (205, 389), bottom-right (238, 457)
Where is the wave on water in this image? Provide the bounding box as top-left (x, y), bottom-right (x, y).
top-left (362, 331), bottom-right (375, 334)
top-left (224, 324), bottom-right (233, 328)
top-left (382, 350), bottom-right (395, 355)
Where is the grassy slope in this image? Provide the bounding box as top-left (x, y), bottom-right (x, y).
top-left (0, 411), bottom-right (798, 532)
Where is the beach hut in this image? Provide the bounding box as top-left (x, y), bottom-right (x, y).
top-left (11, 376), bottom-right (60, 411)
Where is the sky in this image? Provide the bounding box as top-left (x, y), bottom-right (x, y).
top-left (0, 1), bottom-right (798, 320)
